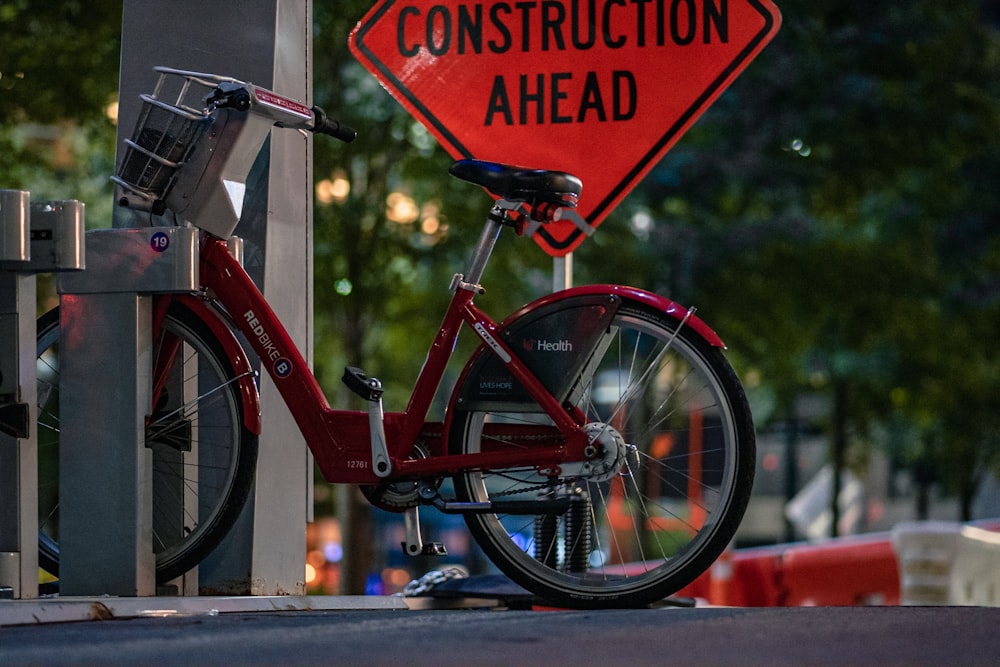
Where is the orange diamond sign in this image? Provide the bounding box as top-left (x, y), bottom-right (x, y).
top-left (350, 0), bottom-right (781, 256)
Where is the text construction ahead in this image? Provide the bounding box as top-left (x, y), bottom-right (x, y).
top-left (351, 0), bottom-right (781, 256)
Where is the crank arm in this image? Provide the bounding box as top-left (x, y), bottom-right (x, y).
top-left (401, 506), bottom-right (447, 557)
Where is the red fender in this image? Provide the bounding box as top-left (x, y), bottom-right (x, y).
top-left (509, 284), bottom-right (726, 348)
top-left (171, 294), bottom-right (262, 435)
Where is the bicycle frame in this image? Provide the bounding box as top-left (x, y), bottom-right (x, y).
top-left (124, 68), bottom-right (732, 491)
top-left (165, 228), bottom-right (595, 486)
top-left (158, 226), bottom-right (728, 489)
top-left (95, 66), bottom-right (758, 607)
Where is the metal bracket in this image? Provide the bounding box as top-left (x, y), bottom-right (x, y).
top-left (449, 273), bottom-right (485, 295)
top-left (0, 399), bottom-right (28, 439)
top-left (0, 198), bottom-right (85, 273)
top-left (521, 206), bottom-right (595, 239)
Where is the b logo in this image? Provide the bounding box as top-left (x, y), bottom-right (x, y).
top-left (274, 357), bottom-right (293, 378)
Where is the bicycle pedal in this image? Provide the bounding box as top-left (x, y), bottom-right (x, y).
top-left (421, 542), bottom-right (448, 557)
top-left (342, 366), bottom-right (384, 401)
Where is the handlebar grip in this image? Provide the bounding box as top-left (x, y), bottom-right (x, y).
top-left (312, 105), bottom-right (357, 143)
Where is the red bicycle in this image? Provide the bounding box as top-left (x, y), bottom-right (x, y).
top-left (35, 67), bottom-right (755, 609)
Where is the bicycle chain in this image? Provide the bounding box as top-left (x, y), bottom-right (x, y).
top-left (469, 432), bottom-right (579, 499)
top-left (401, 566), bottom-right (470, 597)
top-left (368, 430), bottom-right (571, 506)
top-left (490, 477), bottom-right (583, 498)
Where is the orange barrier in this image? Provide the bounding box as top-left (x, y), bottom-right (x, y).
top-left (674, 521), bottom-right (1000, 607)
top-left (676, 546), bottom-right (783, 606)
top-left (779, 536), bottom-right (899, 606)
top-left (676, 535), bottom-right (898, 606)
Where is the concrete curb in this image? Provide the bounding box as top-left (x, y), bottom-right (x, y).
top-left (0, 594), bottom-right (408, 627)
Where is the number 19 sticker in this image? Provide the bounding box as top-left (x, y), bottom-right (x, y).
top-left (151, 231), bottom-right (170, 253)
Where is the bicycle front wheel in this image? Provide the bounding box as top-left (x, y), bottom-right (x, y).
top-left (450, 299), bottom-right (755, 609)
top-left (36, 301), bottom-right (258, 584)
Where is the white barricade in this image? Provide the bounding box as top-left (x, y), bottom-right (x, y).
top-left (950, 526), bottom-right (1000, 606)
top-left (892, 521), bottom-right (1000, 606)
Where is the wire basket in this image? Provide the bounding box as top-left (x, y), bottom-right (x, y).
top-left (112, 68), bottom-right (219, 209)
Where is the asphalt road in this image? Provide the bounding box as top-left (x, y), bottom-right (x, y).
top-left (3, 605), bottom-right (1000, 666)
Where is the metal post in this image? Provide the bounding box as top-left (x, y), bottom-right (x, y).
top-left (1, 194), bottom-right (85, 599)
top-left (59, 293), bottom-right (155, 596)
top-left (553, 253), bottom-right (574, 292)
top-left (0, 271), bottom-right (36, 600)
top-left (0, 190), bottom-right (34, 599)
top-left (116, 0), bottom-right (313, 596)
top-left (57, 227), bottom-right (197, 596)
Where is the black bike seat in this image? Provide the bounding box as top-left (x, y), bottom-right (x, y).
top-left (449, 159), bottom-right (582, 207)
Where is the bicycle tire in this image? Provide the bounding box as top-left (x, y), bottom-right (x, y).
top-left (36, 301), bottom-right (259, 584)
top-left (450, 298), bottom-right (755, 609)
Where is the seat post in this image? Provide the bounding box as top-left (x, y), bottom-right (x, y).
top-left (462, 203), bottom-right (509, 286)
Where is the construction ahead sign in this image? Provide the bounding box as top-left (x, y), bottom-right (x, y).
top-left (350, 0), bottom-right (781, 256)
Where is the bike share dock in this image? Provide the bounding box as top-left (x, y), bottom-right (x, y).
top-left (56, 226), bottom-right (199, 597)
top-left (1, 192), bottom-right (85, 601)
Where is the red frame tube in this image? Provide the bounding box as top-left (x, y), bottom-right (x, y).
top-left (192, 236), bottom-right (587, 484)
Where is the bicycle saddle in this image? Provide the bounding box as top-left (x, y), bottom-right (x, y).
top-left (449, 159), bottom-right (582, 208)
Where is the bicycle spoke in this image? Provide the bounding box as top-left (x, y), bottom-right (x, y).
top-left (453, 301), bottom-right (754, 608)
top-left (35, 304), bottom-right (258, 581)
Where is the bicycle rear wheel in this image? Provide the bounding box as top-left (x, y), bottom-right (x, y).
top-left (450, 299), bottom-right (755, 609)
top-left (36, 301), bottom-right (258, 584)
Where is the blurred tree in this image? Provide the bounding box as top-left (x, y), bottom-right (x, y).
top-left (6, 0), bottom-right (997, 585)
top-left (575, 0), bottom-right (1000, 529)
top-left (1, 1), bottom-right (122, 302)
top-left (312, 1), bottom-right (553, 592)
top-left (0, 1), bottom-right (121, 125)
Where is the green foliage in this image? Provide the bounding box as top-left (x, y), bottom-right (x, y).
top-left (4, 0), bottom-right (998, 519)
top-left (1, 1), bottom-right (122, 308)
top-left (311, 1), bottom-right (552, 412)
top-left (575, 0), bottom-right (1000, 515)
top-left (0, 1), bottom-right (122, 125)
top-left (0, 0), bottom-right (120, 205)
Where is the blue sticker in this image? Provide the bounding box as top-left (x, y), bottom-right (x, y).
top-left (150, 231), bottom-right (170, 253)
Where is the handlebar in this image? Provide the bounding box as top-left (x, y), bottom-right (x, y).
top-left (206, 78), bottom-right (356, 143)
top-left (310, 105), bottom-right (357, 143)
top-left (113, 66), bottom-right (357, 232)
